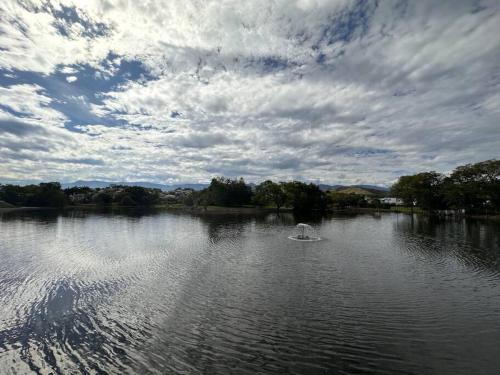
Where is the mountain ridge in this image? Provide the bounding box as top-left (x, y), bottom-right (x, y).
top-left (62, 180), bottom-right (389, 193)
top-left (319, 184), bottom-right (389, 193)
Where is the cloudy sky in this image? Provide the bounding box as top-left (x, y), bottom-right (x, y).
top-left (0, 0), bottom-right (499, 186)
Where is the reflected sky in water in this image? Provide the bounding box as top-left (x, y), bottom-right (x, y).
top-left (0, 209), bottom-right (499, 374)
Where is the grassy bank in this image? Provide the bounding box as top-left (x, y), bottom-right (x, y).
top-left (57, 203), bottom-right (288, 215)
top-left (0, 206), bottom-right (56, 213)
top-left (160, 205), bottom-right (293, 214)
top-left (0, 200), bottom-right (15, 208)
top-left (390, 206), bottom-right (424, 214)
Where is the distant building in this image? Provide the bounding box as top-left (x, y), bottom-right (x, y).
top-left (161, 193), bottom-right (178, 203)
top-left (364, 196), bottom-right (374, 204)
top-left (380, 197), bottom-right (404, 205)
top-left (69, 193), bottom-right (88, 203)
top-left (172, 188), bottom-right (194, 198)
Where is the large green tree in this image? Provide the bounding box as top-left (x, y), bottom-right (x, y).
top-left (282, 181), bottom-right (328, 212)
top-left (0, 182), bottom-right (66, 207)
top-left (391, 172), bottom-right (445, 210)
top-left (254, 180), bottom-right (287, 212)
top-left (206, 177), bottom-right (252, 207)
top-left (443, 160), bottom-right (500, 211)
top-left (92, 191), bottom-right (113, 206)
top-left (328, 192), bottom-right (366, 209)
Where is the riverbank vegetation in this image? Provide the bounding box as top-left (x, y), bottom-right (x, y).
top-left (1, 159), bottom-right (498, 215)
top-left (391, 159), bottom-right (499, 214)
top-left (181, 178), bottom-right (330, 212)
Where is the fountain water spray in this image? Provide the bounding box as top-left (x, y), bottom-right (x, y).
top-left (288, 223), bottom-right (321, 241)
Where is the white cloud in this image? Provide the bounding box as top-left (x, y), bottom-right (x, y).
top-left (0, 84), bottom-right (66, 125)
top-left (0, 0), bottom-right (499, 185)
top-left (60, 66), bottom-right (78, 74)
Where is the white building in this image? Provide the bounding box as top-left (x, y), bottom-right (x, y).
top-left (380, 197), bottom-right (404, 205)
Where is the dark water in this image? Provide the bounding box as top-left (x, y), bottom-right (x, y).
top-left (1, 209), bottom-right (499, 374)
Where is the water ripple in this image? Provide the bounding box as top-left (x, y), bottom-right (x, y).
top-left (0, 211), bottom-right (499, 374)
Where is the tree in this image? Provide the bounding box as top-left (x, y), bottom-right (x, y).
top-left (124, 186), bottom-right (159, 205)
top-left (93, 191), bottom-right (113, 206)
top-left (64, 186), bottom-right (92, 195)
top-left (443, 160), bottom-right (500, 212)
top-left (195, 190), bottom-right (210, 208)
top-left (328, 192), bottom-right (366, 209)
top-left (0, 184), bottom-right (28, 206)
top-left (412, 172), bottom-right (446, 210)
top-left (112, 186), bottom-right (160, 206)
top-left (254, 180), bottom-right (287, 212)
top-left (206, 177), bottom-right (252, 207)
top-left (391, 175), bottom-right (417, 208)
top-left (0, 183), bottom-right (66, 207)
top-left (282, 181), bottom-right (327, 212)
top-left (391, 172), bottom-right (445, 211)
top-left (32, 182), bottom-right (66, 207)
top-left (120, 195), bottom-right (137, 206)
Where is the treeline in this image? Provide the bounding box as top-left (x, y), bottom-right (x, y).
top-left (0, 183), bottom-right (161, 208)
top-left (391, 159), bottom-right (500, 213)
top-left (1, 159), bottom-right (498, 214)
top-left (186, 177), bottom-right (330, 212)
top-left (66, 185), bottom-right (161, 206)
top-left (0, 178), bottom-right (366, 212)
top-left (0, 183), bottom-right (66, 207)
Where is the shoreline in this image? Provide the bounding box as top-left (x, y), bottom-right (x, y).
top-left (0, 206), bottom-right (57, 213)
top-left (2, 205), bottom-right (499, 220)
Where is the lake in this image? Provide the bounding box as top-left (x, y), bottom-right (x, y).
top-left (0, 209), bottom-right (499, 374)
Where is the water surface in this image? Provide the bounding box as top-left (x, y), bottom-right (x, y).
top-left (1, 209), bottom-right (499, 374)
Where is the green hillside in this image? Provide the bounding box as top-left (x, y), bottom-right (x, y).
top-left (331, 186), bottom-right (389, 197)
top-left (336, 187), bottom-right (376, 196)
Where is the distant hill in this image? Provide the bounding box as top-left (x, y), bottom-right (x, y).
top-left (354, 184), bottom-right (390, 192)
top-left (61, 180), bottom-right (208, 191)
top-left (319, 184), bottom-right (389, 194)
top-left (336, 187), bottom-right (377, 196)
top-left (318, 184), bottom-right (343, 191)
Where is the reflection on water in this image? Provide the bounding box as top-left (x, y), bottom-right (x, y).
top-left (0, 210), bottom-right (499, 374)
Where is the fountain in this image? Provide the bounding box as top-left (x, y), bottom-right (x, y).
top-left (288, 223), bottom-right (321, 241)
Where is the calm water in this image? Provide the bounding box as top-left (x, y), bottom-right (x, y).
top-left (0, 209), bottom-right (499, 374)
